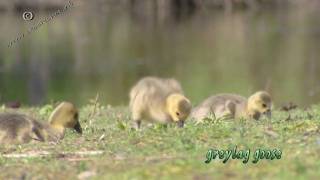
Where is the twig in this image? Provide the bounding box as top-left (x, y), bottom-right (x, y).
top-left (88, 93), bottom-right (100, 126)
top-left (1, 150), bottom-right (104, 158)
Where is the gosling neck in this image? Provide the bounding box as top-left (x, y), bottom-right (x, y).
top-left (165, 96), bottom-right (173, 121)
top-left (245, 102), bottom-right (260, 120)
top-left (165, 97), bottom-right (170, 112)
top-left (49, 123), bottom-right (66, 138)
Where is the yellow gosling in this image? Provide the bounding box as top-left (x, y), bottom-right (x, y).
top-left (0, 102), bottom-right (82, 144)
top-left (129, 77), bottom-right (192, 128)
top-left (191, 91), bottom-right (272, 121)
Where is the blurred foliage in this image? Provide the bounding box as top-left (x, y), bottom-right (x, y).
top-left (0, 0), bottom-right (320, 107)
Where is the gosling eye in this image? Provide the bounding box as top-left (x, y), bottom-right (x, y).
top-left (176, 112), bottom-right (180, 116)
top-left (262, 103), bottom-right (267, 108)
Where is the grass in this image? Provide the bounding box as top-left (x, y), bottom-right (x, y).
top-left (0, 102), bottom-right (320, 180)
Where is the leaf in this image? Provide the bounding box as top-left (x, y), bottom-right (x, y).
top-left (117, 120), bottom-right (126, 130)
top-left (39, 104), bottom-right (54, 116)
top-left (264, 129), bottom-right (279, 138)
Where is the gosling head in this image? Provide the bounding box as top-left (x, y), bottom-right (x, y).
top-left (49, 102), bottom-right (82, 134)
top-left (247, 91), bottom-right (272, 120)
top-left (166, 94), bottom-right (192, 128)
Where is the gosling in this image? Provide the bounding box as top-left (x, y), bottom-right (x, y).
top-left (191, 91), bottom-right (272, 121)
top-left (129, 77), bottom-right (192, 128)
top-left (0, 102), bottom-right (82, 144)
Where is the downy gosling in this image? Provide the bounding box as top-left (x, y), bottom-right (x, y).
top-left (129, 77), bottom-right (192, 128)
top-left (0, 102), bottom-right (82, 144)
top-left (191, 91), bottom-right (272, 121)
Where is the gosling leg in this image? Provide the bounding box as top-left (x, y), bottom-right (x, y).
top-left (225, 100), bottom-right (236, 119)
top-left (135, 120), bottom-right (141, 129)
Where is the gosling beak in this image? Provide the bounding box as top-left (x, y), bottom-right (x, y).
top-left (74, 121), bottom-right (82, 134)
top-left (177, 120), bottom-right (184, 128)
top-left (264, 110), bottom-right (271, 119)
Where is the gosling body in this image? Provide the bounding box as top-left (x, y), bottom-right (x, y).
top-left (0, 102), bottom-right (82, 144)
top-left (129, 77), bottom-right (192, 128)
top-left (191, 91), bottom-right (272, 121)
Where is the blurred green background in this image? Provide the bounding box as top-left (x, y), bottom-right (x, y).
top-left (0, 0), bottom-right (320, 106)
